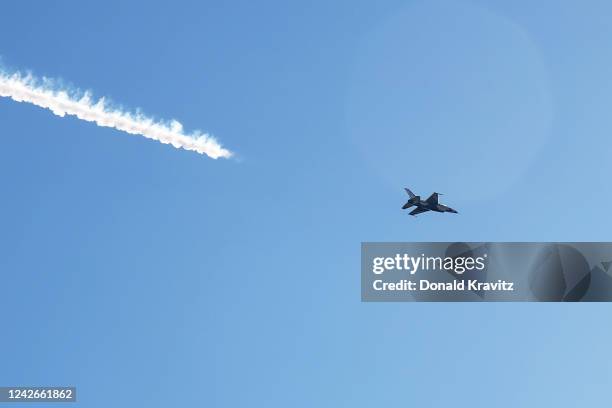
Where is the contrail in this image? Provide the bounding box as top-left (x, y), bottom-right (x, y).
top-left (0, 69), bottom-right (232, 159)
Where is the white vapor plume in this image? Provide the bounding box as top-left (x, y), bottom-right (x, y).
top-left (0, 70), bottom-right (232, 159)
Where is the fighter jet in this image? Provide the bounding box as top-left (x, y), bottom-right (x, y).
top-left (401, 187), bottom-right (458, 216)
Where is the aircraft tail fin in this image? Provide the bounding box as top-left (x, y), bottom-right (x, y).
top-left (404, 188), bottom-right (416, 198)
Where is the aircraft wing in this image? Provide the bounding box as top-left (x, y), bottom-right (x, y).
top-left (409, 207), bottom-right (429, 216)
top-left (425, 192), bottom-right (439, 205)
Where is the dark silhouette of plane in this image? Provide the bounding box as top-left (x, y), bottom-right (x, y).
top-left (401, 188), bottom-right (458, 216)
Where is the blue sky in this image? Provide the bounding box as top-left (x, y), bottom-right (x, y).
top-left (1, 0), bottom-right (611, 406)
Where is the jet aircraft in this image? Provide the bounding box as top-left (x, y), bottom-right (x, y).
top-left (401, 188), bottom-right (458, 216)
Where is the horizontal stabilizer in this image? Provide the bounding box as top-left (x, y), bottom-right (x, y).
top-left (409, 207), bottom-right (429, 216)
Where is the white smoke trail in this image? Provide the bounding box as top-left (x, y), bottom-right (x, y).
top-left (0, 70), bottom-right (232, 159)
